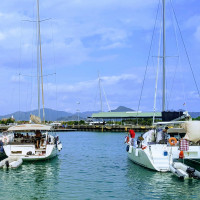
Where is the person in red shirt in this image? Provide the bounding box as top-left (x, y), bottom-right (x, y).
top-left (129, 129), bottom-right (135, 139)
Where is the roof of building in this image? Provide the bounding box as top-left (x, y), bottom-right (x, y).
top-left (92, 112), bottom-right (162, 118)
top-left (8, 124), bottom-right (52, 132)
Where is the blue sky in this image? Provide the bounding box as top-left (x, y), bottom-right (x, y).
top-left (0, 0), bottom-right (200, 115)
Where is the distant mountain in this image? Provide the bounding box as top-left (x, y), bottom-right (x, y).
top-left (2, 107), bottom-right (198, 121)
top-left (0, 108), bottom-right (99, 121)
top-left (111, 106), bottom-right (134, 112)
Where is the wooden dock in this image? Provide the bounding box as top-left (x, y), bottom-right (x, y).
top-left (60, 125), bottom-right (152, 132)
top-left (0, 125), bottom-right (152, 133)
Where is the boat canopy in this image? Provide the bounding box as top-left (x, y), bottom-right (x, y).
top-left (167, 128), bottom-right (186, 134)
top-left (8, 124), bottom-right (52, 132)
top-left (182, 121), bottom-right (200, 143)
top-left (154, 121), bottom-right (185, 126)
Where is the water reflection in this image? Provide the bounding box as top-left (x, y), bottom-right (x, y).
top-left (1, 132), bottom-right (200, 200)
top-left (126, 159), bottom-right (200, 199)
top-left (0, 157), bottom-right (61, 200)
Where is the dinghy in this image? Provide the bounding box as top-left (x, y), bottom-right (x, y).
top-left (0, 157), bottom-right (23, 169)
top-left (170, 162), bottom-right (200, 180)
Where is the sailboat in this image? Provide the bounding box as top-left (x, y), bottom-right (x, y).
top-left (2, 0), bottom-right (62, 161)
top-left (126, 0), bottom-right (200, 172)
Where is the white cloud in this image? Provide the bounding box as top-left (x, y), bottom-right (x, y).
top-left (0, 32), bottom-right (5, 40)
top-left (44, 73), bottom-right (141, 94)
top-left (185, 15), bottom-right (200, 29)
top-left (10, 75), bottom-right (26, 83)
top-left (101, 74), bottom-right (141, 85)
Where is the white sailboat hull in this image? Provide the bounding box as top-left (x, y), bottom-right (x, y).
top-left (3, 144), bottom-right (58, 161)
top-left (128, 144), bottom-right (200, 172)
top-left (128, 148), bottom-right (157, 171)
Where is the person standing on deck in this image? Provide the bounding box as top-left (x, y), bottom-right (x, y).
top-left (35, 130), bottom-right (42, 149)
top-left (129, 129), bottom-right (137, 147)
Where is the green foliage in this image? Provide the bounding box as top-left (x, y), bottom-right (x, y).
top-left (0, 118), bottom-right (15, 125)
top-left (66, 120), bottom-right (86, 126)
top-left (192, 116), bottom-right (200, 121)
top-left (121, 118), bottom-right (161, 126)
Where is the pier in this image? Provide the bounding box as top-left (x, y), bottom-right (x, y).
top-left (56, 125), bottom-right (152, 132)
top-left (0, 125), bottom-right (152, 133)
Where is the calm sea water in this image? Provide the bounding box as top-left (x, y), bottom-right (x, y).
top-left (0, 131), bottom-right (199, 200)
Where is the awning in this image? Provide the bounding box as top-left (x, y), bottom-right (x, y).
top-left (8, 124), bottom-right (52, 132)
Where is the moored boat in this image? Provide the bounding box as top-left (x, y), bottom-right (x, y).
top-left (0, 156), bottom-right (23, 169)
top-left (126, 0), bottom-right (200, 172)
top-left (3, 124), bottom-right (62, 161)
top-left (170, 162), bottom-right (200, 180)
top-left (126, 121), bottom-right (200, 172)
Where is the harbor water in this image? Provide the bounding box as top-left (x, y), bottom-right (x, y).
top-left (0, 131), bottom-right (199, 199)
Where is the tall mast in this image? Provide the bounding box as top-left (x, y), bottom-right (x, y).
top-left (162, 0), bottom-right (166, 112)
top-left (98, 72), bottom-right (103, 112)
top-left (37, 0), bottom-right (45, 122)
top-left (37, 0), bottom-right (40, 118)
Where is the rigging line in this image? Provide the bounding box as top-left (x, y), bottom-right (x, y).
top-left (20, 73), bottom-right (56, 77)
top-left (93, 79), bottom-right (99, 111)
top-left (170, 0), bottom-right (187, 110)
top-left (136, 0), bottom-right (161, 124)
top-left (170, 0), bottom-right (200, 98)
top-left (51, 19), bottom-right (58, 120)
top-left (153, 18), bottom-right (162, 124)
top-left (18, 74), bottom-right (21, 121)
top-left (22, 18), bottom-right (52, 23)
top-left (166, 56), bottom-right (178, 110)
top-left (18, 21), bottom-right (23, 121)
top-left (152, 55), bottom-right (179, 58)
top-left (166, 4), bottom-right (181, 110)
top-left (50, 20), bottom-right (56, 66)
top-left (101, 83), bottom-right (111, 112)
top-left (45, 76), bottom-right (48, 111)
top-left (98, 72), bottom-right (103, 112)
top-left (54, 72), bottom-right (58, 121)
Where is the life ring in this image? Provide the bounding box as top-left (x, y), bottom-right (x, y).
top-left (2, 137), bottom-right (8, 143)
top-left (169, 137), bottom-right (177, 146)
top-left (142, 145), bottom-right (147, 150)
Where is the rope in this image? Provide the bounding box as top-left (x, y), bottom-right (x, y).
top-left (19, 73), bottom-right (56, 77)
top-left (102, 83), bottom-right (111, 112)
top-left (170, 0), bottom-right (200, 98)
top-left (18, 74), bottom-right (21, 121)
top-left (50, 19), bottom-right (58, 121)
top-left (153, 18), bottom-right (162, 124)
top-left (166, 0), bottom-right (186, 110)
top-left (136, 0), bottom-right (161, 124)
top-left (93, 78), bottom-right (99, 111)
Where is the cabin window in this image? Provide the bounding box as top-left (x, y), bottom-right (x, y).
top-left (11, 151), bottom-right (22, 154)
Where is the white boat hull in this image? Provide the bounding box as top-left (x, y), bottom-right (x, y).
top-left (3, 144), bottom-right (58, 161)
top-left (128, 144), bottom-right (200, 172)
top-left (0, 156), bottom-right (23, 169)
top-left (170, 162), bottom-right (200, 179)
top-left (128, 145), bottom-right (172, 172)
